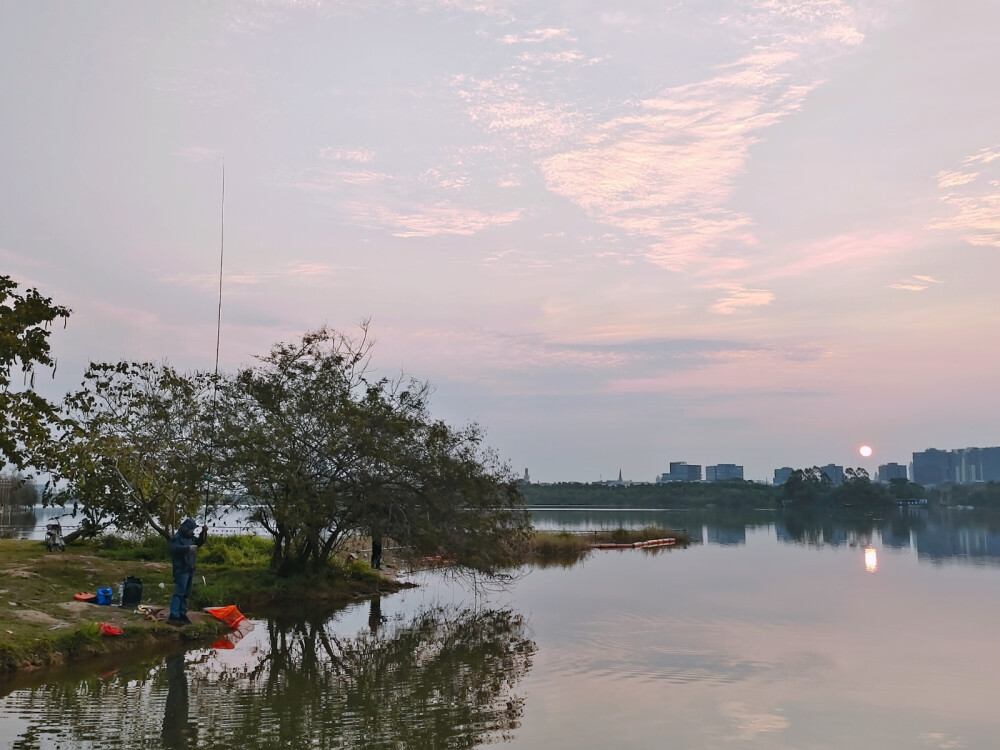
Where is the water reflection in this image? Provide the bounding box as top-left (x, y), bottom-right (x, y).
top-left (162, 653), bottom-right (195, 750)
top-left (533, 506), bottom-right (1000, 567)
top-left (0, 606), bottom-right (535, 749)
top-left (864, 547), bottom-right (878, 573)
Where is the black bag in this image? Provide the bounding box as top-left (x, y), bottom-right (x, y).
top-left (121, 576), bottom-right (143, 607)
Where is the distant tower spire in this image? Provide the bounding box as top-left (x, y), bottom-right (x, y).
top-left (618, 468), bottom-right (623, 481)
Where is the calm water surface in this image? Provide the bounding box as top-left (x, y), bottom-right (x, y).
top-left (3, 507), bottom-right (1000, 748)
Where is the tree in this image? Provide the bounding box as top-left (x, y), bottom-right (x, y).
top-left (46, 361), bottom-right (215, 541)
top-left (0, 275), bottom-right (70, 473)
top-left (216, 326), bottom-right (530, 576)
top-left (888, 477), bottom-right (926, 501)
top-left (833, 467), bottom-right (892, 507)
top-left (780, 466), bottom-right (832, 506)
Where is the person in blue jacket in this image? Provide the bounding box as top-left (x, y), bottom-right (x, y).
top-left (168, 518), bottom-right (207, 626)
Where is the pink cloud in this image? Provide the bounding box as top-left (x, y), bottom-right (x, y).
top-left (708, 284), bottom-right (775, 314)
top-left (930, 145), bottom-right (1000, 247)
top-left (758, 230), bottom-right (912, 280)
top-left (451, 74), bottom-right (580, 150)
top-left (937, 170), bottom-right (979, 188)
top-left (318, 146), bottom-right (376, 163)
top-left (363, 204), bottom-right (524, 238)
top-left (500, 28), bottom-right (574, 44)
top-left (964, 146), bottom-right (1000, 166)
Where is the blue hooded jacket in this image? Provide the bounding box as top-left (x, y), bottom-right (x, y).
top-left (169, 518), bottom-right (205, 575)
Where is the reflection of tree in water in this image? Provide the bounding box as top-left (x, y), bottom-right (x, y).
top-left (776, 509), bottom-right (879, 547)
top-left (201, 606), bottom-right (535, 748)
top-left (0, 606), bottom-right (535, 750)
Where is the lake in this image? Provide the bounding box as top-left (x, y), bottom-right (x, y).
top-left (3, 506), bottom-right (1000, 748)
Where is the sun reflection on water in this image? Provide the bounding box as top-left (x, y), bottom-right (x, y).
top-left (864, 547), bottom-right (878, 573)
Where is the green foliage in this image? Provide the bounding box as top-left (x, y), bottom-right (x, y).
top-left (0, 276), bottom-right (70, 473)
top-left (199, 534), bottom-right (272, 566)
top-left (889, 477), bottom-right (926, 500)
top-left (93, 533), bottom-right (168, 561)
top-left (832, 467), bottom-right (894, 507)
top-left (781, 467), bottom-right (831, 506)
top-left (44, 361), bottom-right (217, 541)
top-left (216, 325), bottom-right (531, 577)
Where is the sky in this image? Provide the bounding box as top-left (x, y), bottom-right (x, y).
top-left (2, 0), bottom-right (998, 483)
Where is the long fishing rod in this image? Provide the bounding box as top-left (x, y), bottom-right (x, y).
top-left (204, 161), bottom-right (225, 527)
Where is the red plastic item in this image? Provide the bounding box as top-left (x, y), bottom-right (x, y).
top-left (74, 592), bottom-right (98, 602)
top-left (98, 622), bottom-right (124, 636)
top-left (204, 605), bottom-right (246, 628)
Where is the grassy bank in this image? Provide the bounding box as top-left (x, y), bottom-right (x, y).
top-left (526, 526), bottom-right (691, 566)
top-left (0, 535), bottom-right (397, 675)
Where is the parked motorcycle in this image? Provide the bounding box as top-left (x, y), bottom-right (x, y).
top-left (45, 520), bottom-right (65, 552)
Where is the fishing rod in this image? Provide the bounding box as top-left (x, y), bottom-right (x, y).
top-left (204, 161), bottom-right (225, 528)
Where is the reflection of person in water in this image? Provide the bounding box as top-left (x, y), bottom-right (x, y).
top-left (161, 652), bottom-right (196, 749)
top-left (368, 597), bottom-right (384, 633)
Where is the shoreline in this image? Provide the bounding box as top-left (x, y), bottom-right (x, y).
top-left (0, 538), bottom-right (404, 677)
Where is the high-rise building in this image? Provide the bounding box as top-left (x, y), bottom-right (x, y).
top-left (657, 461), bottom-right (702, 482)
top-left (983, 447), bottom-right (1000, 482)
top-left (912, 448), bottom-right (955, 486)
top-left (911, 446), bottom-right (1000, 485)
top-left (706, 464), bottom-right (744, 481)
top-left (953, 447), bottom-right (1000, 484)
top-left (820, 464), bottom-right (844, 486)
top-left (773, 467), bottom-right (794, 485)
top-left (877, 463), bottom-right (908, 483)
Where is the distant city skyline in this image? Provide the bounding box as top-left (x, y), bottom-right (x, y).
top-left (532, 443), bottom-right (1000, 484)
top-left (3, 2), bottom-right (998, 484)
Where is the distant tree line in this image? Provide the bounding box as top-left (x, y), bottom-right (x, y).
top-left (523, 470), bottom-right (929, 510)
top-left (925, 481), bottom-right (1000, 508)
top-left (521, 480), bottom-right (776, 508)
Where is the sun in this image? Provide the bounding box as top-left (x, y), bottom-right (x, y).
top-left (859, 445), bottom-right (873, 458)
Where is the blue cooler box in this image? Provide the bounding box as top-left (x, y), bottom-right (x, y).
top-left (96, 587), bottom-right (113, 605)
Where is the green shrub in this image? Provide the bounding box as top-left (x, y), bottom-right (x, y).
top-left (95, 534), bottom-right (168, 561)
top-left (200, 535), bottom-right (271, 566)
